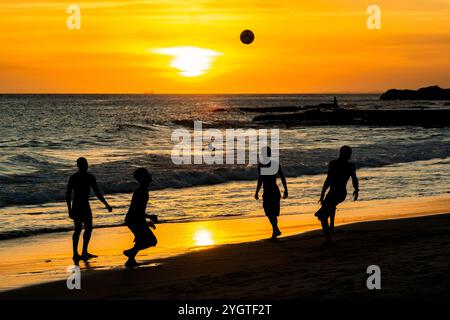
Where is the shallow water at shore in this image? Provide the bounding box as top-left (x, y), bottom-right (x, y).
top-left (0, 157), bottom-right (448, 240)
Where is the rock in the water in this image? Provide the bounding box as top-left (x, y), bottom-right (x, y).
top-left (380, 85), bottom-right (450, 100)
top-left (253, 109), bottom-right (450, 127)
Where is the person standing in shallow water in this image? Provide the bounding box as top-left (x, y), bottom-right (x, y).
top-left (315, 145), bottom-right (359, 244)
top-left (255, 146), bottom-right (288, 240)
top-left (66, 157), bottom-right (112, 261)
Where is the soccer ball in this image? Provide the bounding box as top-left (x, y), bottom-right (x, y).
top-left (240, 30), bottom-right (255, 45)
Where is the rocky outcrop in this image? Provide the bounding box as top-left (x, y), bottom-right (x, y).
top-left (253, 109), bottom-right (450, 127)
top-left (380, 86), bottom-right (450, 100)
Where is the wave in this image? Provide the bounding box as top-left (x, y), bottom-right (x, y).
top-left (1, 139), bottom-right (449, 208)
top-left (0, 223), bottom-right (122, 241)
top-left (117, 123), bottom-right (156, 132)
top-left (9, 154), bottom-right (50, 166)
top-left (172, 119), bottom-right (258, 129)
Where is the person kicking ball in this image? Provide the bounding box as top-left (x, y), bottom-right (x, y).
top-left (123, 168), bottom-right (158, 267)
top-left (315, 146), bottom-right (359, 245)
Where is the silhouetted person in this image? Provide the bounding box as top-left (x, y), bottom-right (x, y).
top-left (315, 146), bottom-right (359, 244)
top-left (333, 96), bottom-right (339, 109)
top-left (255, 147), bottom-right (288, 240)
top-left (123, 168), bottom-right (158, 267)
top-left (66, 157), bottom-right (112, 261)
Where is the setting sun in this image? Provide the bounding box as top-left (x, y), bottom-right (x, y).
top-left (1, 1), bottom-right (449, 93)
top-left (154, 47), bottom-right (221, 77)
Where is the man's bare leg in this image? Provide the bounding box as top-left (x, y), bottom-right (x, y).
top-left (124, 244), bottom-right (140, 267)
top-left (329, 207), bottom-right (336, 233)
top-left (81, 218), bottom-right (97, 259)
top-left (268, 216), bottom-right (281, 239)
top-left (320, 219), bottom-right (332, 245)
top-left (72, 221), bottom-right (82, 260)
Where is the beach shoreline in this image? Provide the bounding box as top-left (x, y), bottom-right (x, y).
top-left (2, 212), bottom-right (450, 300)
top-left (1, 194), bottom-right (450, 299)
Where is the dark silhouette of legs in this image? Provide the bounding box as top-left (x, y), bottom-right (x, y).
top-left (124, 242), bottom-right (140, 259)
top-left (320, 219), bottom-right (332, 245)
top-left (329, 207), bottom-right (336, 232)
top-left (81, 225), bottom-right (92, 256)
top-left (317, 203), bottom-right (333, 244)
top-left (72, 220), bottom-right (82, 259)
top-left (124, 239), bottom-right (158, 267)
top-left (123, 239), bottom-right (140, 268)
top-left (268, 216), bottom-right (281, 239)
top-left (124, 223), bottom-right (157, 267)
top-left (71, 216), bottom-right (97, 261)
top-left (80, 218), bottom-right (96, 259)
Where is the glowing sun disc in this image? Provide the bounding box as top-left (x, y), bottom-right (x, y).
top-left (154, 46), bottom-right (221, 77)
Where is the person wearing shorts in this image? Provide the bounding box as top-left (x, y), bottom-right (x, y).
top-left (66, 157), bottom-right (112, 261)
top-left (255, 147), bottom-right (288, 240)
top-left (316, 146), bottom-right (359, 244)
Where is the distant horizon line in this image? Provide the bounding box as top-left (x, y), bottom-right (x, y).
top-left (0, 92), bottom-right (383, 95)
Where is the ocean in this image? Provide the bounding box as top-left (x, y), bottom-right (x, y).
top-left (0, 94), bottom-right (449, 240)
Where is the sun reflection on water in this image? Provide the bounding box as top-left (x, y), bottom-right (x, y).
top-left (194, 229), bottom-right (214, 246)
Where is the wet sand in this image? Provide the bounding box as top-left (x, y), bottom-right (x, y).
top-left (1, 195), bottom-right (450, 299)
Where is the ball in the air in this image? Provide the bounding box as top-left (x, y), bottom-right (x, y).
top-left (240, 30), bottom-right (255, 45)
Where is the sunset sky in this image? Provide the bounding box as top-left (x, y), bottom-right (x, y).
top-left (1, 0), bottom-right (449, 93)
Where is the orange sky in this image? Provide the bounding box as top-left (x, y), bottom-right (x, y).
top-left (1, 0), bottom-right (449, 93)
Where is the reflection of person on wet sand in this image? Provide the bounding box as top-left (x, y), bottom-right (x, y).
top-left (315, 146), bottom-right (359, 245)
top-left (66, 157), bottom-right (112, 262)
top-left (123, 168), bottom-right (158, 268)
top-left (255, 146), bottom-right (288, 240)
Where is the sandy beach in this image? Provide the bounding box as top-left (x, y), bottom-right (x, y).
top-left (1, 194), bottom-right (449, 299)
